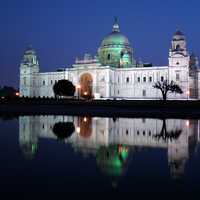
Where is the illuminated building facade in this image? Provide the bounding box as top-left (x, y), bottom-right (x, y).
top-left (20, 18), bottom-right (200, 99)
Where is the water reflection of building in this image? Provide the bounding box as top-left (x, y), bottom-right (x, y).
top-left (19, 116), bottom-right (200, 178)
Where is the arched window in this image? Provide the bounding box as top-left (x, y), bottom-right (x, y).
top-left (121, 52), bottom-right (124, 58)
top-left (149, 131), bottom-right (151, 136)
top-left (176, 44), bottom-right (180, 50)
top-left (107, 54), bottom-right (111, 60)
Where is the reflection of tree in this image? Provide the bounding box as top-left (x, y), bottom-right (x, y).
top-left (112, 117), bottom-right (117, 123)
top-left (153, 119), bottom-right (182, 142)
top-left (53, 122), bottom-right (75, 141)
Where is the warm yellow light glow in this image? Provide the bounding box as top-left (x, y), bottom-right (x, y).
top-left (84, 91), bottom-right (88, 96)
top-left (76, 84), bottom-right (81, 89)
top-left (186, 90), bottom-right (190, 95)
top-left (76, 127), bottom-right (80, 133)
top-left (83, 117), bottom-right (87, 122)
top-left (15, 92), bottom-right (20, 96)
top-left (186, 120), bottom-right (190, 127)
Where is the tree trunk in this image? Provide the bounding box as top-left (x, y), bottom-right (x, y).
top-left (162, 91), bottom-right (167, 101)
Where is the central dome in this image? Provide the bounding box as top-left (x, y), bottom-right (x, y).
top-left (101, 32), bottom-right (131, 47)
top-left (98, 18), bottom-right (135, 68)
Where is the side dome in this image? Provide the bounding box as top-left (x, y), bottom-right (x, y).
top-left (21, 45), bottom-right (39, 67)
top-left (98, 18), bottom-right (135, 68)
top-left (173, 30), bottom-right (185, 41)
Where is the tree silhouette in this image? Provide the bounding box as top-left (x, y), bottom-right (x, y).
top-left (153, 119), bottom-right (182, 142)
top-left (153, 80), bottom-right (183, 101)
top-left (53, 80), bottom-right (75, 98)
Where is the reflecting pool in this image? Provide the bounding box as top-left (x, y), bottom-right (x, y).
top-left (1, 116), bottom-right (200, 195)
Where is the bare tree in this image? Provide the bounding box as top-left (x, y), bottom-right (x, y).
top-left (153, 80), bottom-right (183, 101)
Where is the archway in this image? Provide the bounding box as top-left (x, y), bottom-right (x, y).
top-left (80, 73), bottom-right (93, 98)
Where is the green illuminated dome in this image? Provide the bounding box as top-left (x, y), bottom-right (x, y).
top-left (101, 32), bottom-right (130, 47)
top-left (98, 18), bottom-right (135, 68)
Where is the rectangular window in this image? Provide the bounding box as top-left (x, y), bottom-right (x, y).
top-left (149, 77), bottom-right (152, 82)
top-left (126, 77), bottom-right (129, 83)
top-left (43, 81), bottom-right (45, 86)
top-left (23, 77), bottom-right (26, 86)
top-left (51, 80), bottom-right (53, 85)
top-left (161, 76), bottom-right (164, 82)
top-left (137, 77), bottom-right (140, 83)
top-left (176, 73), bottom-right (180, 81)
top-left (143, 89), bottom-right (146, 97)
top-left (143, 77), bottom-right (146, 82)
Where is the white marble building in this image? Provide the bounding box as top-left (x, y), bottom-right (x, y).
top-left (20, 19), bottom-right (200, 99)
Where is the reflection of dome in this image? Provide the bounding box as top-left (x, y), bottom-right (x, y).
top-left (98, 18), bottom-right (135, 68)
top-left (96, 145), bottom-right (129, 177)
top-left (20, 142), bottom-right (38, 160)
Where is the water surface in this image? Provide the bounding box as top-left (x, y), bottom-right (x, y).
top-left (0, 116), bottom-right (200, 195)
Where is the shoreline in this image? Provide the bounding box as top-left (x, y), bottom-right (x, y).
top-left (0, 99), bottom-right (200, 119)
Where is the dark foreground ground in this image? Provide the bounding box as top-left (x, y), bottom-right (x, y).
top-left (0, 98), bottom-right (200, 119)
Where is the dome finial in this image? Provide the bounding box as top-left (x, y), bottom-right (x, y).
top-left (112, 17), bottom-right (120, 32)
top-left (26, 44), bottom-right (33, 51)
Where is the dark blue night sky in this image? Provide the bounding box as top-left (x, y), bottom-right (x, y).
top-left (1, 0), bottom-right (200, 87)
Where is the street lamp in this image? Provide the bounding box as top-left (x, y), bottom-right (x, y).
top-left (76, 84), bottom-right (81, 100)
top-left (15, 92), bottom-right (20, 97)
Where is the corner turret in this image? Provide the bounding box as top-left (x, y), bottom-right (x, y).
top-left (19, 45), bottom-right (40, 97)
